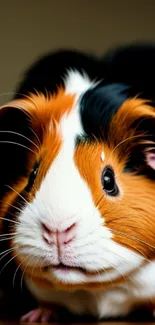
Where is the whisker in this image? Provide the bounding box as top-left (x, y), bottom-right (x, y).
top-left (0, 236), bottom-right (15, 242)
top-left (111, 133), bottom-right (149, 155)
top-left (0, 91), bottom-right (30, 99)
top-left (96, 194), bottom-right (104, 210)
top-left (0, 91), bottom-right (15, 98)
top-left (0, 216), bottom-right (20, 225)
top-left (0, 200), bottom-right (24, 213)
top-left (0, 90), bottom-right (40, 107)
top-left (13, 254), bottom-right (31, 288)
top-left (0, 248), bottom-right (16, 266)
top-left (20, 255), bottom-right (37, 291)
top-left (106, 247), bottom-right (144, 273)
top-left (0, 232), bottom-right (17, 237)
top-left (0, 247), bottom-right (15, 257)
top-left (119, 241), bottom-right (150, 262)
top-left (107, 227), bottom-right (155, 250)
top-left (0, 130), bottom-right (39, 151)
top-left (30, 256), bottom-right (41, 282)
top-left (5, 185), bottom-right (40, 222)
top-left (4, 211), bottom-right (21, 223)
top-left (107, 220), bottom-right (150, 239)
top-left (0, 252), bottom-right (20, 276)
top-left (29, 127), bottom-right (41, 147)
top-left (95, 193), bottom-right (104, 207)
top-left (5, 185), bottom-right (29, 206)
top-left (99, 265), bottom-right (114, 287)
top-left (104, 248), bottom-right (150, 287)
top-left (0, 140), bottom-right (36, 155)
top-left (8, 209), bottom-right (38, 229)
top-left (101, 254), bottom-right (129, 293)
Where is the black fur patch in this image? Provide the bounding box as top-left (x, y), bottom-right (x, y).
top-left (14, 50), bottom-right (101, 98)
top-left (101, 42), bottom-right (155, 103)
top-left (14, 43), bottom-right (155, 103)
top-left (80, 83), bottom-right (130, 139)
top-left (0, 107), bottom-right (35, 199)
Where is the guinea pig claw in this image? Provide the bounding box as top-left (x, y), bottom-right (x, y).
top-left (20, 306), bottom-right (60, 323)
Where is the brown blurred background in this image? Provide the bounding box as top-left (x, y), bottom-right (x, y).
top-left (0, 0), bottom-right (154, 105)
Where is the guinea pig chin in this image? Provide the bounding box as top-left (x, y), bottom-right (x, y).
top-left (12, 153), bottom-right (143, 288)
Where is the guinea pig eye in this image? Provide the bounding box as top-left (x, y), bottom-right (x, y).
top-left (101, 166), bottom-right (119, 196)
top-left (26, 163), bottom-right (39, 192)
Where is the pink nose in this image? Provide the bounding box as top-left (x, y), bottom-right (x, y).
top-left (42, 222), bottom-right (76, 247)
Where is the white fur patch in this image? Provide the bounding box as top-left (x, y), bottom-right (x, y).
top-left (101, 151), bottom-right (105, 162)
top-left (64, 69), bottom-right (97, 95)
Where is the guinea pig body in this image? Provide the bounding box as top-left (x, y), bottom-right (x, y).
top-left (1, 45), bottom-right (155, 322)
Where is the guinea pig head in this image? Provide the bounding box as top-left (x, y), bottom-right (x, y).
top-left (1, 78), bottom-right (155, 292)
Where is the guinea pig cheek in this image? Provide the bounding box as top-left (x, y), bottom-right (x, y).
top-left (74, 145), bottom-right (144, 277)
top-left (74, 142), bottom-right (123, 236)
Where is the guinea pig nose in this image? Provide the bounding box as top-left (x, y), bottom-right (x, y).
top-left (57, 223), bottom-right (77, 246)
top-left (41, 222), bottom-right (77, 246)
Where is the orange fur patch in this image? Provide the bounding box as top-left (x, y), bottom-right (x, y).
top-left (108, 98), bottom-right (155, 160)
top-left (0, 90), bottom-right (75, 220)
top-left (75, 98), bottom-right (155, 259)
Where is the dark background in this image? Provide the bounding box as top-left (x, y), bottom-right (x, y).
top-left (0, 0), bottom-right (154, 105)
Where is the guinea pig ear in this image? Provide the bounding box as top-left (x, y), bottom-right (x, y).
top-left (145, 151), bottom-right (155, 170)
top-left (133, 109), bottom-right (155, 174)
top-left (0, 101), bottom-right (37, 225)
top-left (121, 100), bottom-right (155, 175)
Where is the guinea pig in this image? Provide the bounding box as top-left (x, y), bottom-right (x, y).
top-left (1, 45), bottom-right (155, 322)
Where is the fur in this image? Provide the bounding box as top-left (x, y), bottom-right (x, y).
top-left (1, 44), bottom-right (155, 321)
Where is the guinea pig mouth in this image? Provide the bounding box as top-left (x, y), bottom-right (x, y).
top-left (42, 263), bottom-right (112, 275)
top-left (43, 263), bottom-right (88, 273)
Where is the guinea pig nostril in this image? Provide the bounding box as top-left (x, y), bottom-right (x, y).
top-left (41, 222), bottom-right (56, 245)
top-left (66, 223), bottom-right (76, 233)
top-left (41, 222), bottom-right (52, 235)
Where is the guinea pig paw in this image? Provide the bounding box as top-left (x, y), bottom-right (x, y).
top-left (20, 306), bottom-right (60, 323)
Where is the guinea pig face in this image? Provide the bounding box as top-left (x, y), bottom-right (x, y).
top-left (2, 72), bottom-right (155, 291)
